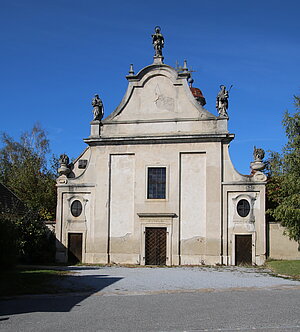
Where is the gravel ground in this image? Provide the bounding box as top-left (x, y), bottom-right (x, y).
top-left (54, 266), bottom-right (300, 295)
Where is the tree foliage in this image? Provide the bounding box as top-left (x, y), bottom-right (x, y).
top-left (0, 207), bottom-right (56, 267)
top-left (0, 123), bottom-right (57, 220)
top-left (266, 95), bottom-right (300, 243)
top-left (0, 124), bottom-right (57, 266)
top-left (0, 212), bottom-right (19, 268)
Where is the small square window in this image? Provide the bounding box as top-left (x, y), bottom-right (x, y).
top-left (147, 167), bottom-right (166, 199)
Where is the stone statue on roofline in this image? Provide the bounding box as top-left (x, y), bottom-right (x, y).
top-left (152, 26), bottom-right (164, 57)
top-left (216, 85), bottom-right (231, 117)
top-left (92, 94), bottom-right (104, 121)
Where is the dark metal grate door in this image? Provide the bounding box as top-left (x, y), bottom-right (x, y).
top-left (235, 235), bottom-right (252, 265)
top-left (145, 227), bottom-right (167, 265)
top-left (68, 233), bottom-right (83, 264)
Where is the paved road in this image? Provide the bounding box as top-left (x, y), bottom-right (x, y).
top-left (1, 266), bottom-right (300, 331)
top-left (52, 266), bottom-right (300, 295)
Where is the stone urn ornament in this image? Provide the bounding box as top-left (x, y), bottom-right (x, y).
top-left (58, 154), bottom-right (71, 176)
top-left (250, 146), bottom-right (266, 172)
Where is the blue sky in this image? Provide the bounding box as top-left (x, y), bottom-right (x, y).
top-left (1, 0), bottom-right (299, 174)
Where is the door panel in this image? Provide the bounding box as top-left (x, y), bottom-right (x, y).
top-left (68, 233), bottom-right (82, 263)
top-left (145, 227), bottom-right (167, 265)
top-left (235, 235), bottom-right (252, 265)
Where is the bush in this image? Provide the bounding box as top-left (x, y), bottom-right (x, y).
top-left (18, 211), bottom-right (56, 264)
top-left (0, 209), bottom-right (56, 267)
top-left (0, 214), bottom-right (19, 268)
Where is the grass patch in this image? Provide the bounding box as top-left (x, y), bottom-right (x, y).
top-left (266, 260), bottom-right (300, 279)
top-left (0, 266), bottom-right (69, 297)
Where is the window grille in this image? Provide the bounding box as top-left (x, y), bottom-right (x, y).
top-left (237, 199), bottom-right (250, 217)
top-left (71, 200), bottom-right (82, 217)
top-left (147, 167), bottom-right (166, 199)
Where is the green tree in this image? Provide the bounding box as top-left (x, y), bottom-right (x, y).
top-left (0, 123), bottom-right (57, 220)
top-left (0, 212), bottom-right (19, 267)
top-left (0, 206), bottom-right (56, 265)
top-left (0, 124), bottom-right (57, 265)
top-left (267, 95), bottom-right (300, 244)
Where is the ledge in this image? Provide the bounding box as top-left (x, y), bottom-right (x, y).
top-left (84, 134), bottom-right (234, 146)
top-left (137, 213), bottom-right (178, 218)
top-left (56, 182), bottom-right (96, 188)
top-left (222, 181), bottom-right (266, 185)
top-left (102, 117), bottom-right (218, 125)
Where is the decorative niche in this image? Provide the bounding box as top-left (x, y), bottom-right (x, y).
top-left (67, 196), bottom-right (88, 223)
top-left (232, 194), bottom-right (256, 224)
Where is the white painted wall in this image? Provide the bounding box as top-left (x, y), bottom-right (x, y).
top-left (110, 154), bottom-right (135, 237)
top-left (180, 153), bottom-right (206, 239)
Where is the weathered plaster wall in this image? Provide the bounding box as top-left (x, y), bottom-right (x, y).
top-left (110, 154), bottom-right (135, 238)
top-left (180, 153), bottom-right (206, 240)
top-left (180, 153), bottom-right (207, 263)
top-left (57, 136), bottom-right (268, 266)
top-left (268, 223), bottom-right (300, 260)
top-left (57, 140), bottom-right (230, 264)
top-left (109, 154), bottom-right (137, 263)
top-left (221, 141), bottom-right (267, 266)
top-left (56, 61), bottom-right (267, 266)
top-left (222, 185), bottom-right (266, 266)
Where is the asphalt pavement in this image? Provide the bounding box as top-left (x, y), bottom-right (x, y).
top-left (51, 265), bottom-right (300, 295)
top-left (1, 266), bottom-right (300, 331)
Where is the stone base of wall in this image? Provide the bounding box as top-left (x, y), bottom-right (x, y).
top-left (56, 251), bottom-right (67, 263)
top-left (56, 251), bottom-right (268, 266)
top-left (180, 255), bottom-right (220, 266)
top-left (84, 253), bottom-right (108, 264)
top-left (109, 253), bottom-right (140, 265)
top-left (254, 254), bottom-right (266, 266)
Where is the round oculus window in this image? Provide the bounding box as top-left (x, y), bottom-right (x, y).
top-left (237, 199), bottom-right (250, 217)
top-left (71, 200), bottom-right (82, 217)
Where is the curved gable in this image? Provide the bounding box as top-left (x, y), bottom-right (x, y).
top-left (104, 64), bottom-right (215, 123)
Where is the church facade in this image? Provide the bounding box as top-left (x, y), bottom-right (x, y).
top-left (55, 29), bottom-right (267, 266)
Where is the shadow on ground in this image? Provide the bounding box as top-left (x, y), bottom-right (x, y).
top-left (0, 271), bottom-right (122, 317)
top-left (57, 266), bottom-right (105, 271)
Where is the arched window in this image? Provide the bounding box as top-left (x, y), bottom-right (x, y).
top-left (71, 200), bottom-right (82, 217)
top-left (237, 199), bottom-right (250, 217)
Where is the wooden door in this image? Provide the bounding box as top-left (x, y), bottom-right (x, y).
top-left (145, 227), bottom-right (167, 265)
top-left (235, 235), bottom-right (252, 265)
top-left (68, 233), bottom-right (82, 264)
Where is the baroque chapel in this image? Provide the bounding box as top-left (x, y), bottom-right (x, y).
top-left (55, 28), bottom-right (267, 266)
